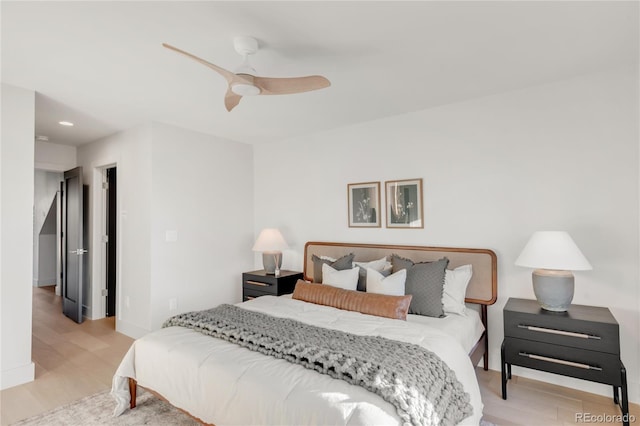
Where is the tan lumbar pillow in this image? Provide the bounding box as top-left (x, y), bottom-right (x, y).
top-left (292, 280), bottom-right (412, 320)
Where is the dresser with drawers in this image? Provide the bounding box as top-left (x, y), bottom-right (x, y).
top-left (501, 298), bottom-right (628, 425)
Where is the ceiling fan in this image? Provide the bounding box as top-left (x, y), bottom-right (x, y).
top-left (163, 36), bottom-right (331, 112)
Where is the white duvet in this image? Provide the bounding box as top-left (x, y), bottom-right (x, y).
top-left (112, 296), bottom-right (483, 425)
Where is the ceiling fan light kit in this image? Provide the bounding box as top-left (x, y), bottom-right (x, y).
top-left (163, 36), bottom-right (330, 111)
top-left (231, 81), bottom-right (261, 96)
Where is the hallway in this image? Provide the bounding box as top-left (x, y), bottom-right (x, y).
top-left (0, 287), bottom-right (133, 425)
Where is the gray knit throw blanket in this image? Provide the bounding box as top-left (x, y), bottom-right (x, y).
top-left (163, 304), bottom-right (472, 426)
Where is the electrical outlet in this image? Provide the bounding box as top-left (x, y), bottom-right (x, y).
top-left (169, 298), bottom-right (177, 311)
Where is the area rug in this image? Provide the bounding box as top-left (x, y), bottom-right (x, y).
top-left (13, 389), bottom-right (498, 426)
top-left (12, 389), bottom-right (198, 425)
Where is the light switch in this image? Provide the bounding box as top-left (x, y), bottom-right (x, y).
top-left (165, 230), bottom-right (178, 242)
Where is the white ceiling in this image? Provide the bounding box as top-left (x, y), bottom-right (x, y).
top-left (2, 1), bottom-right (637, 146)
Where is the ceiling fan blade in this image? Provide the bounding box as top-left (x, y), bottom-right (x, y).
top-left (253, 75), bottom-right (330, 95)
top-left (162, 43), bottom-right (239, 84)
top-left (224, 89), bottom-right (242, 112)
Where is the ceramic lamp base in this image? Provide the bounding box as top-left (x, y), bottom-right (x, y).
top-left (262, 251), bottom-right (282, 275)
top-left (532, 269), bottom-right (574, 312)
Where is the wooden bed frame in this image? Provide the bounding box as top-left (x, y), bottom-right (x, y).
top-left (303, 242), bottom-right (498, 370)
top-left (128, 241), bottom-right (497, 418)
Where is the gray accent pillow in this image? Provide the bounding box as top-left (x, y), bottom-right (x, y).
top-left (312, 253), bottom-right (355, 283)
top-left (392, 255), bottom-right (449, 317)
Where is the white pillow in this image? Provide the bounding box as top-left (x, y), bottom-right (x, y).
top-left (354, 256), bottom-right (391, 272)
top-left (366, 268), bottom-right (407, 296)
top-left (443, 264), bottom-right (473, 315)
top-left (322, 263), bottom-right (359, 290)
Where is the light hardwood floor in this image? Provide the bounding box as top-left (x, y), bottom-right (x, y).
top-left (1, 287), bottom-right (638, 425)
top-left (477, 367), bottom-right (639, 425)
top-left (0, 287), bottom-right (133, 425)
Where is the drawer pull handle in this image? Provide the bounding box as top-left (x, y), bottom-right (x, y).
top-left (246, 280), bottom-right (270, 287)
top-left (518, 352), bottom-right (602, 371)
top-left (518, 324), bottom-right (601, 340)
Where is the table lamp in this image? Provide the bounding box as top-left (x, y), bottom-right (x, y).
top-left (515, 231), bottom-right (592, 312)
top-left (252, 228), bottom-right (289, 276)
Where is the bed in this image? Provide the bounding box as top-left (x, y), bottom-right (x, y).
top-left (112, 242), bottom-right (497, 425)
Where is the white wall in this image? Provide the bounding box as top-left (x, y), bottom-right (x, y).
top-left (37, 235), bottom-right (57, 285)
top-left (78, 121), bottom-right (254, 335)
top-left (1, 84), bottom-right (36, 389)
top-left (77, 124), bottom-right (153, 335)
top-left (149, 122), bottom-right (254, 330)
top-left (35, 141), bottom-right (76, 172)
top-left (253, 66), bottom-right (640, 403)
top-left (32, 170), bottom-right (62, 286)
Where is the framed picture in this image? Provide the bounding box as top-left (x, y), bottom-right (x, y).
top-left (385, 178), bottom-right (423, 228)
top-left (348, 182), bottom-right (381, 228)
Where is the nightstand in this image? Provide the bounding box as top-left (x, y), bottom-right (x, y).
top-left (242, 270), bottom-right (303, 301)
top-left (501, 298), bottom-right (629, 425)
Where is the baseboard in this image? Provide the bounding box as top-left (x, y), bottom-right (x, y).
top-left (630, 379), bottom-right (640, 407)
top-left (35, 279), bottom-right (56, 287)
top-left (1, 362), bottom-right (35, 390)
top-left (117, 319), bottom-right (150, 340)
top-left (82, 304), bottom-right (92, 320)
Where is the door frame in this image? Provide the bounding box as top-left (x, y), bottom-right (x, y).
top-left (105, 167), bottom-right (117, 317)
top-left (89, 158), bottom-right (121, 322)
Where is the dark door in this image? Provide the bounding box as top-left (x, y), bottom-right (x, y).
top-left (106, 167), bottom-right (117, 317)
top-left (62, 167), bottom-right (85, 323)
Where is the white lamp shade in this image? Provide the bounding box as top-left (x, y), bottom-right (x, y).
top-left (515, 231), bottom-right (592, 271)
top-left (252, 228), bottom-right (289, 252)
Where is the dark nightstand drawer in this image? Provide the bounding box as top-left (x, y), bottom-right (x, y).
top-left (242, 287), bottom-right (272, 301)
top-left (241, 270), bottom-right (303, 302)
top-left (504, 337), bottom-right (622, 386)
top-left (504, 299), bottom-right (619, 355)
top-left (244, 277), bottom-right (278, 294)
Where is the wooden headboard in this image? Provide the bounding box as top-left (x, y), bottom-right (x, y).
top-left (303, 241), bottom-right (497, 305)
